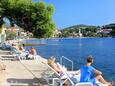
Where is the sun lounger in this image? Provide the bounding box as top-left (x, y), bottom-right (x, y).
top-left (0, 43), bottom-right (11, 50)
top-left (66, 72), bottom-right (109, 86)
top-left (7, 47), bottom-right (27, 60)
top-left (10, 47), bottom-right (27, 60)
top-left (75, 82), bottom-right (93, 86)
top-left (42, 62), bottom-right (71, 86)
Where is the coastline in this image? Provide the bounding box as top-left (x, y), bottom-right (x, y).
top-left (28, 37), bottom-right (113, 40)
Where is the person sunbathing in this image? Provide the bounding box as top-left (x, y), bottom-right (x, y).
top-left (18, 46), bottom-right (25, 53)
top-left (27, 47), bottom-right (37, 59)
top-left (29, 47), bottom-right (37, 55)
top-left (47, 56), bottom-right (63, 74)
top-left (47, 56), bottom-right (68, 86)
top-left (75, 55), bottom-right (112, 86)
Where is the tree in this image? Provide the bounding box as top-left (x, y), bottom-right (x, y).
top-left (110, 30), bottom-right (115, 36)
top-left (32, 2), bottom-right (55, 38)
top-left (0, 0), bottom-right (34, 28)
top-left (0, 0), bottom-right (55, 38)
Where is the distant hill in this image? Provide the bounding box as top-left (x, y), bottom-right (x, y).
top-left (63, 23), bottom-right (115, 30)
top-left (63, 24), bottom-right (97, 30)
top-left (104, 23), bottom-right (115, 30)
top-left (60, 23), bottom-right (115, 37)
top-left (104, 23), bottom-right (115, 36)
top-left (60, 24), bottom-right (98, 37)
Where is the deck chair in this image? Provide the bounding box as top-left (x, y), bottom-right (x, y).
top-left (42, 62), bottom-right (71, 86)
top-left (66, 72), bottom-right (93, 86)
top-left (1, 43), bottom-right (11, 50)
top-left (10, 48), bottom-right (21, 58)
top-left (76, 82), bottom-right (93, 86)
top-left (0, 47), bottom-right (21, 60)
top-left (66, 72), bottom-right (109, 86)
top-left (10, 47), bottom-right (27, 60)
top-left (10, 47), bottom-right (28, 60)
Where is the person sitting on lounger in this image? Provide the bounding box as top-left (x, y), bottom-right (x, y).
top-left (27, 47), bottom-right (37, 59)
top-left (47, 56), bottom-right (63, 74)
top-left (29, 47), bottom-right (37, 55)
top-left (18, 46), bottom-right (25, 53)
top-left (47, 56), bottom-right (68, 86)
top-left (75, 55), bottom-right (112, 86)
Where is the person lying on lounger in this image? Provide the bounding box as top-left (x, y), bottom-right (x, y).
top-left (75, 55), bottom-right (112, 86)
top-left (47, 56), bottom-right (68, 86)
top-left (47, 56), bottom-right (63, 74)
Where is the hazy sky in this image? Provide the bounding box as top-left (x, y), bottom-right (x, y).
top-left (34, 0), bottom-right (115, 29)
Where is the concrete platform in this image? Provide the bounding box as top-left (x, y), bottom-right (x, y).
top-left (0, 58), bottom-right (48, 86)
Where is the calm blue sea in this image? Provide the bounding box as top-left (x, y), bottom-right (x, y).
top-left (23, 38), bottom-right (115, 81)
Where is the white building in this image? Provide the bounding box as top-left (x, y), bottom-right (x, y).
top-left (53, 29), bottom-right (61, 37)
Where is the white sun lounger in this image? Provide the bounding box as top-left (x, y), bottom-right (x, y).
top-left (76, 82), bottom-right (93, 86)
top-left (42, 62), bottom-right (73, 86)
top-left (66, 72), bottom-right (109, 86)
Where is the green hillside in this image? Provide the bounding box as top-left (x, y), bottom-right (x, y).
top-left (64, 24), bottom-right (97, 30)
top-left (60, 24), bottom-right (115, 37)
top-left (61, 24), bottom-right (98, 37)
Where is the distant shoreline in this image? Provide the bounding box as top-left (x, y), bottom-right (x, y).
top-left (22, 37), bottom-right (114, 41)
top-left (38, 37), bottom-right (113, 39)
top-left (21, 37), bottom-right (114, 46)
top-left (21, 43), bottom-right (47, 46)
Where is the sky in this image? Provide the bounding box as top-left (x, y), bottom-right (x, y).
top-left (34, 0), bottom-right (115, 29)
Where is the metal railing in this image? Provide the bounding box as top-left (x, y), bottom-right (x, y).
top-left (60, 56), bottom-right (73, 71)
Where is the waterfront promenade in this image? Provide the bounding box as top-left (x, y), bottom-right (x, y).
top-left (0, 54), bottom-right (48, 86)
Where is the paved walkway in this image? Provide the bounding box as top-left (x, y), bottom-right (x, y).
top-left (0, 57), bottom-right (48, 86)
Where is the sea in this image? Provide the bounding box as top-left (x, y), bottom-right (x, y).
top-left (23, 38), bottom-right (115, 81)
